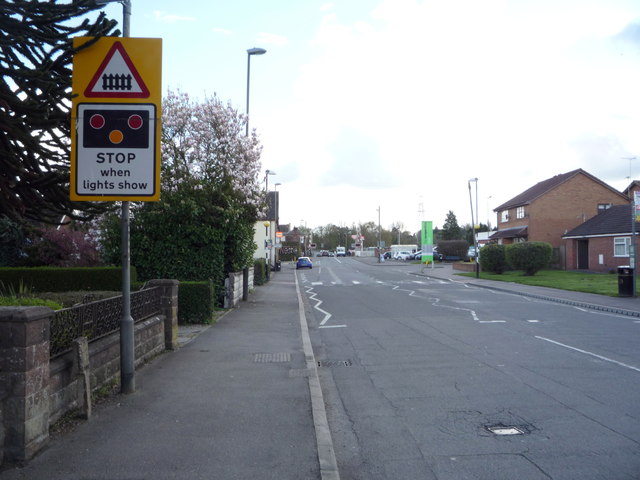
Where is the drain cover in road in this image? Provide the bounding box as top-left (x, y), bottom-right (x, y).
top-left (486, 425), bottom-right (524, 435)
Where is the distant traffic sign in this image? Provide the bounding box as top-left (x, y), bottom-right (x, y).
top-left (71, 37), bottom-right (162, 201)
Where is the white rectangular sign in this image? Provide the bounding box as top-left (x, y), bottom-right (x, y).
top-left (75, 103), bottom-right (157, 198)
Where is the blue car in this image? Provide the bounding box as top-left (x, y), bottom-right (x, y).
top-left (296, 256), bottom-right (313, 269)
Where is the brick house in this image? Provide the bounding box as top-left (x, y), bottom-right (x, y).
top-left (490, 169), bottom-right (629, 268)
top-left (562, 204), bottom-right (638, 272)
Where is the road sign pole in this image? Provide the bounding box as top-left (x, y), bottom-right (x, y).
top-left (120, 0), bottom-right (135, 394)
top-left (76, 2), bottom-right (160, 394)
top-left (120, 200), bottom-right (135, 393)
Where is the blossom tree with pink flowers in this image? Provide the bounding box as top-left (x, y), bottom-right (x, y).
top-left (100, 89), bottom-right (264, 289)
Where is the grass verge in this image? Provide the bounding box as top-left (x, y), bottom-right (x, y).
top-left (458, 269), bottom-right (632, 297)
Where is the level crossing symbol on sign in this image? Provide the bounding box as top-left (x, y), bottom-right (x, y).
top-left (71, 37), bottom-right (162, 202)
top-left (84, 41), bottom-right (150, 98)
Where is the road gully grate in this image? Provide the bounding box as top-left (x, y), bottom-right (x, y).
top-left (318, 360), bottom-right (353, 367)
top-left (253, 352), bottom-right (291, 363)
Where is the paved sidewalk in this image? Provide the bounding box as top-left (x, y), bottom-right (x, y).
top-left (358, 256), bottom-right (640, 316)
top-left (2, 268), bottom-right (320, 480)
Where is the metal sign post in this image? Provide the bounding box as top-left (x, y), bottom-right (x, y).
top-left (71, 4), bottom-right (161, 393)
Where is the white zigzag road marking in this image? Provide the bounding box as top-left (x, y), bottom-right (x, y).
top-left (387, 280), bottom-right (505, 325)
top-left (305, 286), bottom-right (332, 326)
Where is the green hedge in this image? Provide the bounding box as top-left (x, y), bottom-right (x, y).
top-left (0, 267), bottom-right (137, 292)
top-left (254, 258), bottom-right (267, 286)
top-left (479, 244), bottom-right (507, 274)
top-left (178, 280), bottom-right (217, 324)
top-left (505, 241), bottom-right (553, 276)
top-left (437, 240), bottom-right (469, 259)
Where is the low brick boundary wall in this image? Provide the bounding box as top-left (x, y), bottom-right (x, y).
top-left (0, 279), bottom-right (178, 467)
top-left (48, 316), bottom-right (165, 426)
top-left (452, 262), bottom-right (479, 273)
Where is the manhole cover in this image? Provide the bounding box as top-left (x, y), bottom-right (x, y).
top-left (486, 425), bottom-right (525, 436)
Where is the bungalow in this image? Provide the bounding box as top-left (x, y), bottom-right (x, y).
top-left (563, 204), bottom-right (638, 273)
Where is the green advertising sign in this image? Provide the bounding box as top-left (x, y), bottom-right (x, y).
top-left (421, 221), bottom-right (433, 263)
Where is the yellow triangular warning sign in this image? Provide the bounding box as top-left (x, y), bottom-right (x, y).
top-left (84, 41), bottom-right (150, 98)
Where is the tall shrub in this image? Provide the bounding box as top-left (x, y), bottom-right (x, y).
top-left (505, 242), bottom-right (553, 276)
top-left (479, 244), bottom-right (507, 274)
top-left (437, 240), bottom-right (468, 259)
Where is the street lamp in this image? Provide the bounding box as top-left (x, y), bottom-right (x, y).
top-left (273, 183), bottom-right (281, 269)
top-left (468, 178), bottom-right (479, 279)
top-left (241, 47), bottom-right (266, 296)
top-left (246, 47), bottom-right (266, 136)
top-left (377, 206), bottom-right (381, 263)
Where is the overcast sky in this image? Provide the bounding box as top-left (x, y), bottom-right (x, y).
top-left (99, 0), bottom-right (640, 232)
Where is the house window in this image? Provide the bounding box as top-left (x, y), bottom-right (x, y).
top-left (501, 211), bottom-right (509, 222)
top-left (516, 206), bottom-right (525, 219)
top-left (598, 203), bottom-right (612, 212)
top-left (614, 237), bottom-right (631, 257)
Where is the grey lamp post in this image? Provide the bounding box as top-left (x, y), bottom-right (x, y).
top-left (241, 46), bottom-right (266, 296)
top-left (274, 183), bottom-right (281, 268)
top-left (245, 47), bottom-right (266, 136)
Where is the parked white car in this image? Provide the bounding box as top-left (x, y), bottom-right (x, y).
top-left (394, 251), bottom-right (412, 260)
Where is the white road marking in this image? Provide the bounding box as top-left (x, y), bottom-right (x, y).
top-left (319, 325), bottom-right (347, 329)
top-left (312, 281), bottom-right (323, 285)
top-left (536, 336), bottom-right (640, 373)
top-left (352, 280), bottom-right (360, 285)
top-left (305, 286), bottom-right (332, 326)
top-left (527, 320), bottom-right (540, 323)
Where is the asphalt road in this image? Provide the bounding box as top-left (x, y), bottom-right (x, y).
top-left (299, 256), bottom-right (640, 480)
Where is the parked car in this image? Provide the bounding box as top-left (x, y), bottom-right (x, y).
top-left (296, 257), bottom-right (313, 269)
top-left (383, 251), bottom-right (392, 259)
top-left (394, 251), bottom-right (412, 260)
top-left (411, 250), bottom-right (422, 260)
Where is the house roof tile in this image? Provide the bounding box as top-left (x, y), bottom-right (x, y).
top-left (563, 204), bottom-right (637, 238)
top-left (494, 168), bottom-right (626, 212)
top-left (489, 226), bottom-right (528, 239)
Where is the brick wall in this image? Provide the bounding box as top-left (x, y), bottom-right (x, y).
top-left (48, 316), bottom-right (164, 426)
top-left (0, 279), bottom-right (178, 467)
